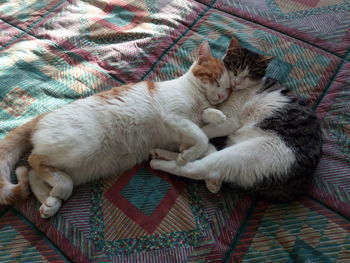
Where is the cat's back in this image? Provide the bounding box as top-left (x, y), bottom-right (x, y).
top-left (30, 82), bottom-right (170, 181)
top-left (252, 79), bottom-right (323, 201)
top-left (31, 82), bottom-right (161, 156)
top-left (257, 78), bottom-right (322, 157)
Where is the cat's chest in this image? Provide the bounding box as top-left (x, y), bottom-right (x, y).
top-left (225, 91), bottom-right (289, 124)
top-left (241, 100), bottom-right (274, 122)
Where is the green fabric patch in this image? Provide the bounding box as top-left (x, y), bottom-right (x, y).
top-left (120, 168), bottom-right (171, 215)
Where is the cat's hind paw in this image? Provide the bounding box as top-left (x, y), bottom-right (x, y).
top-left (150, 149), bottom-right (178, 161)
top-left (206, 179), bottom-right (222, 194)
top-left (176, 153), bottom-right (188, 166)
top-left (39, 196), bottom-right (62, 218)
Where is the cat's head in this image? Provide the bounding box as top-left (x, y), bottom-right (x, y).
top-left (223, 37), bottom-right (274, 90)
top-left (191, 42), bottom-right (231, 105)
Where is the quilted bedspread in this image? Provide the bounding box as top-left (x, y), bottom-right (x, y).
top-left (0, 0), bottom-right (349, 262)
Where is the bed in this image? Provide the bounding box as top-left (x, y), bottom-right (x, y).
top-left (0, 0), bottom-right (349, 262)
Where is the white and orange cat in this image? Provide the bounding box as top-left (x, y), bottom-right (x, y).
top-left (0, 42), bottom-right (231, 218)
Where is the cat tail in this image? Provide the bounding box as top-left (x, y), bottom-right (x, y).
top-left (0, 117), bottom-right (40, 204)
top-left (250, 175), bottom-right (310, 203)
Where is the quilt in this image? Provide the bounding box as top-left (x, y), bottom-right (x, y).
top-left (0, 0), bottom-right (349, 262)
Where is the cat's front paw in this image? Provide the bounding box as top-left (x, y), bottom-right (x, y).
top-left (202, 108), bottom-right (227, 125)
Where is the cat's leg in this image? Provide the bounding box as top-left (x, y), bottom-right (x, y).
top-left (28, 170), bottom-right (62, 218)
top-left (152, 136), bottom-right (294, 191)
top-left (28, 154), bottom-right (73, 217)
top-left (202, 144), bottom-right (223, 193)
top-left (150, 158), bottom-right (222, 191)
top-left (28, 170), bottom-right (51, 204)
top-left (151, 139), bottom-right (218, 163)
top-left (150, 142), bottom-right (213, 161)
top-left (163, 115), bottom-right (209, 165)
top-left (151, 144), bottom-right (223, 193)
top-left (150, 159), bottom-right (202, 179)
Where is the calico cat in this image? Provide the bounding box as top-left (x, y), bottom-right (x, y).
top-left (150, 37), bottom-right (323, 201)
top-left (0, 42), bottom-right (231, 218)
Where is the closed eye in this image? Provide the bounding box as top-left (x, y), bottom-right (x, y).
top-left (212, 77), bottom-right (220, 87)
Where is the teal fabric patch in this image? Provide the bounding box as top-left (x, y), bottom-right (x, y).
top-left (120, 168), bottom-right (171, 215)
top-left (106, 6), bottom-right (135, 27)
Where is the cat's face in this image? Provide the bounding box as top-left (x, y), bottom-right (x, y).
top-left (192, 42), bottom-right (231, 105)
top-left (223, 37), bottom-right (274, 90)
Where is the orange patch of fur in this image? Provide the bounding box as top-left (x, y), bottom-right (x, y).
top-left (0, 115), bottom-right (44, 204)
top-left (95, 84), bottom-right (132, 103)
top-left (192, 56), bottom-right (225, 84)
top-left (28, 154), bottom-right (55, 180)
top-left (0, 169), bottom-right (29, 204)
top-left (146, 81), bottom-right (157, 94)
top-left (0, 115), bottom-right (43, 161)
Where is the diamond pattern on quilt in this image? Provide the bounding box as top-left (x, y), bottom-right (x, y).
top-left (0, 0), bottom-right (349, 262)
top-left (149, 10), bottom-right (340, 105)
top-left (119, 168), bottom-right (171, 216)
top-left (0, 210), bottom-right (68, 262)
top-left (0, 22), bottom-right (23, 47)
top-left (0, 87), bottom-right (36, 117)
top-left (274, 0), bottom-right (345, 13)
top-left (28, 0), bottom-right (208, 82)
top-left (0, 36), bottom-right (122, 135)
top-left (229, 199), bottom-right (350, 262)
top-left (310, 62), bottom-right (350, 217)
top-left (211, 0), bottom-right (350, 55)
top-left (90, 163), bottom-right (209, 255)
top-left (104, 165), bottom-right (184, 234)
top-left (0, 0), bottom-right (66, 29)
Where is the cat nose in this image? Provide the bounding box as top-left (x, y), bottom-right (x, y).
top-left (234, 81), bottom-right (241, 86)
top-left (217, 94), bottom-right (225, 100)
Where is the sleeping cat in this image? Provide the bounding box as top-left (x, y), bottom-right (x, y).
top-left (0, 41), bottom-right (231, 218)
top-left (150, 37), bottom-right (323, 201)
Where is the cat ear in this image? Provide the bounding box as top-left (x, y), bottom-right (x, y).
top-left (259, 55), bottom-right (275, 64)
top-left (228, 36), bottom-right (239, 50)
top-left (198, 41), bottom-right (211, 58)
top-left (223, 36), bottom-right (240, 60)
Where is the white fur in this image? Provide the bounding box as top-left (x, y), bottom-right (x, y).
top-left (150, 80), bottom-right (296, 190)
top-left (31, 68), bottom-right (230, 182)
top-left (21, 49), bottom-right (230, 217)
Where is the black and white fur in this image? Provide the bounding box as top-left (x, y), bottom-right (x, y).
top-left (150, 38), bottom-right (323, 201)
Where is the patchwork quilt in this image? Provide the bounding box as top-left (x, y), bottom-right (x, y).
top-left (0, 0), bottom-right (349, 262)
